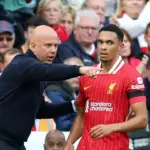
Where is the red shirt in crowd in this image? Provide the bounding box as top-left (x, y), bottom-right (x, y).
top-left (51, 24), bottom-right (69, 43)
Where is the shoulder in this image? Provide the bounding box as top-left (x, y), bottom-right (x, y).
top-left (59, 36), bottom-right (75, 49)
top-left (79, 76), bottom-right (93, 88)
top-left (122, 64), bottom-right (142, 82)
top-left (129, 57), bottom-right (141, 68)
top-left (122, 63), bottom-right (138, 74)
top-left (11, 53), bottom-right (40, 70)
top-left (3, 53), bottom-right (40, 76)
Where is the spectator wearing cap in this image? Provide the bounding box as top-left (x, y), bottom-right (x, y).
top-left (0, 21), bottom-right (15, 54)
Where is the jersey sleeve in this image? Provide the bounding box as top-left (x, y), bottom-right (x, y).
top-left (126, 69), bottom-right (146, 105)
top-left (76, 77), bottom-right (87, 108)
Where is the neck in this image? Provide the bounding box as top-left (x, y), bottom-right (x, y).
top-left (50, 24), bottom-right (57, 29)
top-left (101, 55), bottom-right (120, 73)
top-left (122, 57), bottom-right (129, 64)
top-left (22, 42), bottom-right (29, 53)
top-left (80, 43), bottom-right (92, 52)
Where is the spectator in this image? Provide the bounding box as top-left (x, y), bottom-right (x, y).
top-left (142, 23), bottom-right (150, 111)
top-left (120, 29), bottom-right (143, 71)
top-left (37, 0), bottom-right (69, 42)
top-left (121, 28), bottom-right (149, 76)
top-left (120, 29), bottom-right (150, 150)
top-left (82, 0), bottom-right (105, 25)
top-left (0, 48), bottom-right (21, 71)
top-left (22, 15), bottom-right (49, 53)
top-left (45, 57), bottom-right (84, 131)
top-left (0, 0), bottom-right (34, 11)
top-left (64, 0), bottom-right (85, 10)
top-left (113, 1), bottom-right (150, 39)
top-left (60, 5), bottom-right (76, 35)
top-left (44, 130), bottom-right (65, 150)
top-left (55, 9), bottom-right (100, 66)
top-left (116, 0), bottom-right (145, 19)
top-left (111, 0), bottom-right (147, 54)
top-left (0, 20), bottom-right (15, 54)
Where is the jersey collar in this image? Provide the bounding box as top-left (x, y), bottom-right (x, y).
top-left (98, 56), bottom-right (125, 74)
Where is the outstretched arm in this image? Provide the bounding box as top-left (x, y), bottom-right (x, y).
top-left (18, 56), bottom-right (100, 81)
top-left (36, 98), bottom-right (76, 119)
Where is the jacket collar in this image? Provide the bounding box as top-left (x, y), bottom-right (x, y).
top-left (26, 49), bottom-right (38, 60)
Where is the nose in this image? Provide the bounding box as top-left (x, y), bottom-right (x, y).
top-left (52, 145), bottom-right (59, 150)
top-left (64, 22), bottom-right (69, 31)
top-left (50, 45), bottom-right (57, 53)
top-left (87, 28), bottom-right (93, 35)
top-left (3, 39), bottom-right (8, 45)
top-left (101, 43), bottom-right (107, 50)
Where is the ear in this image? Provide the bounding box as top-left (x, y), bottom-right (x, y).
top-left (119, 43), bottom-right (124, 49)
top-left (73, 27), bottom-right (78, 36)
top-left (30, 42), bottom-right (35, 49)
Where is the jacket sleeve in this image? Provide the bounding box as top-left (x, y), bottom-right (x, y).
top-left (36, 97), bottom-right (74, 119)
top-left (17, 56), bottom-right (81, 81)
top-left (46, 91), bottom-right (76, 131)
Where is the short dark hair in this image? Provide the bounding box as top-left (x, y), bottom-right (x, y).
top-left (24, 15), bottom-right (49, 31)
top-left (145, 22), bottom-right (150, 34)
top-left (99, 24), bottom-right (124, 42)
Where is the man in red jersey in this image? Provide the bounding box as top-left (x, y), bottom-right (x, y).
top-left (64, 24), bottom-right (148, 150)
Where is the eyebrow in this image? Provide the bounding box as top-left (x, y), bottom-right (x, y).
top-left (97, 39), bottom-right (114, 42)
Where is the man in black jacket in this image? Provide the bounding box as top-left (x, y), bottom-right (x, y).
top-left (0, 25), bottom-right (100, 150)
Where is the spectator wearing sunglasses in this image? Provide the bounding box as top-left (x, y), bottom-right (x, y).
top-left (0, 21), bottom-right (15, 54)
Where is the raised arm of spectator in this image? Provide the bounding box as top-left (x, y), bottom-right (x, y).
top-left (117, 1), bottom-right (150, 38)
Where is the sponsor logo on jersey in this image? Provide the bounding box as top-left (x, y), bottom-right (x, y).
top-left (131, 77), bottom-right (144, 89)
top-left (131, 84), bottom-right (145, 89)
top-left (107, 83), bottom-right (116, 94)
top-left (85, 101), bottom-right (113, 113)
top-left (84, 86), bottom-right (91, 91)
top-left (137, 77), bottom-right (143, 84)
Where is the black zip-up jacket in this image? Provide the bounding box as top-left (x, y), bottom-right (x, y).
top-left (0, 50), bottom-right (80, 146)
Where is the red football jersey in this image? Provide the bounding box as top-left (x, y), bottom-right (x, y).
top-left (77, 56), bottom-right (146, 150)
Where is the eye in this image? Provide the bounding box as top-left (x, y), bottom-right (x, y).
top-left (107, 41), bottom-right (113, 45)
top-left (97, 40), bottom-right (103, 44)
top-left (68, 21), bottom-right (73, 25)
top-left (57, 142), bottom-right (64, 148)
top-left (48, 142), bottom-right (54, 147)
top-left (54, 44), bottom-right (58, 48)
top-left (44, 43), bottom-right (52, 48)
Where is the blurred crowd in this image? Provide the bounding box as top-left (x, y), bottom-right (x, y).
top-left (1, 0), bottom-right (150, 149)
